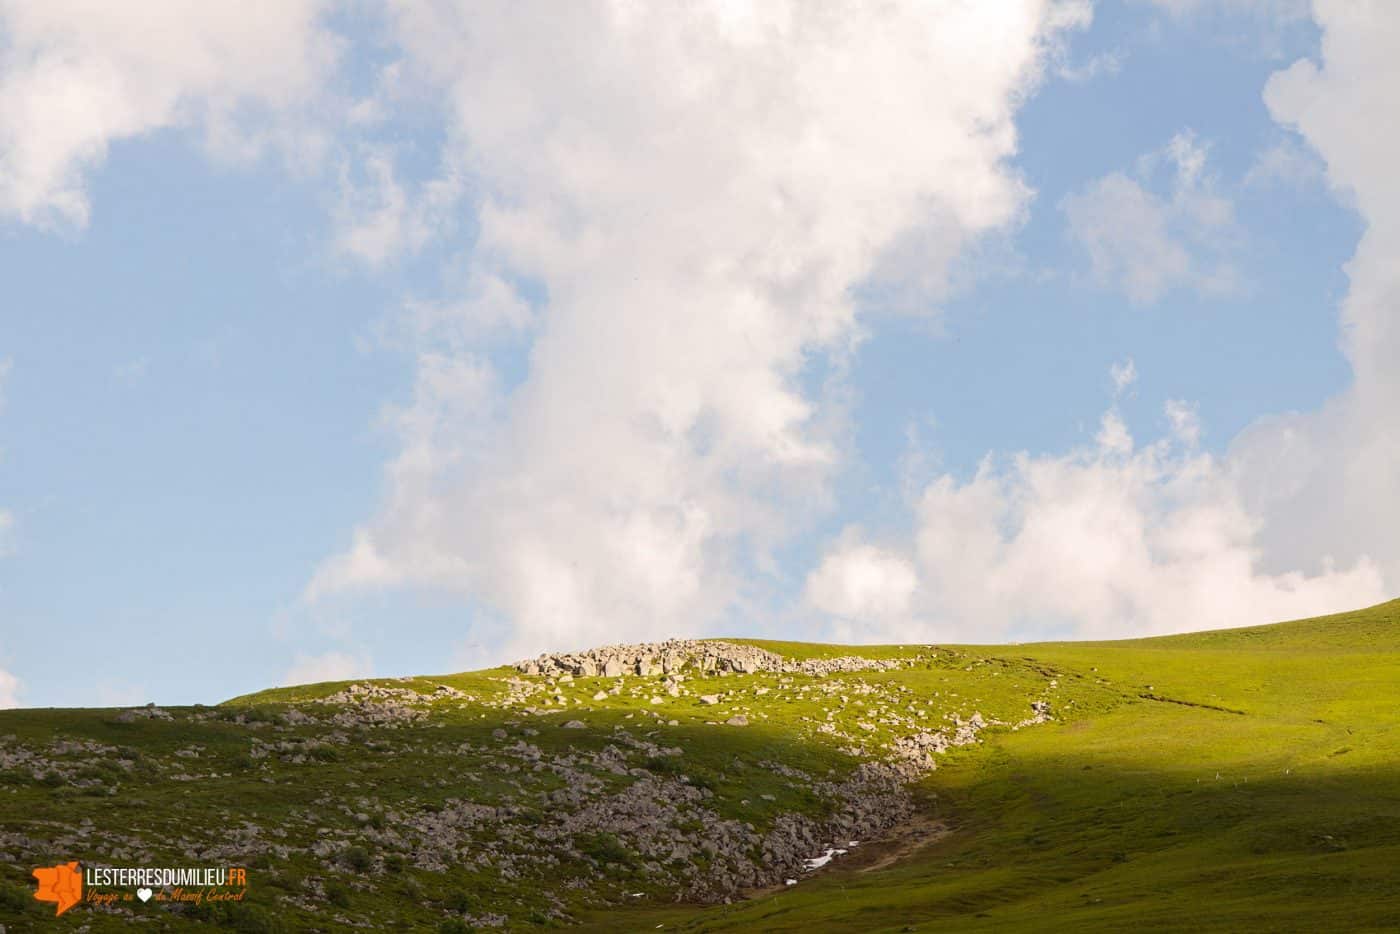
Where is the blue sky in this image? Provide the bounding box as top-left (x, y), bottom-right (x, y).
top-left (2, 1), bottom-right (1396, 708)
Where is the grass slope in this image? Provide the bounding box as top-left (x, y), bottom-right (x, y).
top-left (2, 600), bottom-right (1398, 932)
top-left (616, 600), bottom-right (1400, 932)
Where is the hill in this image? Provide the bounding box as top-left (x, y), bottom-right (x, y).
top-left (2, 600), bottom-right (1399, 931)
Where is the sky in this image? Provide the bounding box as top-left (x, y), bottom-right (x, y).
top-left (1, 0), bottom-right (1397, 708)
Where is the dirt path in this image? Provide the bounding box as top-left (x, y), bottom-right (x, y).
top-left (742, 811), bottom-right (951, 899)
top-left (853, 811), bottom-right (951, 874)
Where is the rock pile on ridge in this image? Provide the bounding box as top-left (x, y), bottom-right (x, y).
top-left (890, 712), bottom-right (988, 768)
top-left (515, 638), bottom-right (908, 678)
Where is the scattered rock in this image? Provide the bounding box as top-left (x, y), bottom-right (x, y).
top-left (115, 704), bottom-right (173, 723)
top-left (1013, 700), bottom-right (1053, 730)
top-left (515, 640), bottom-right (908, 680)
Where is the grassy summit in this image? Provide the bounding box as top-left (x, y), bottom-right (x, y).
top-left (2, 600), bottom-right (1399, 931)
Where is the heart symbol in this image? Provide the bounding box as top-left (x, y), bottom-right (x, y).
top-left (136, 887), bottom-right (153, 903)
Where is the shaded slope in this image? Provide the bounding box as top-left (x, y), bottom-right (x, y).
top-left (607, 599), bottom-right (1400, 931)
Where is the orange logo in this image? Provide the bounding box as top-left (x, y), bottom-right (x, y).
top-left (33, 861), bottom-right (83, 916)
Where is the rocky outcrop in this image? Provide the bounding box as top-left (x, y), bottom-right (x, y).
top-left (357, 734), bottom-right (917, 904)
top-left (115, 703), bottom-right (173, 722)
top-left (890, 712), bottom-right (987, 768)
top-left (516, 639), bottom-right (907, 679)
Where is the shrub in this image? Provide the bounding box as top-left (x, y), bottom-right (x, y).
top-left (444, 890), bottom-right (478, 912)
top-left (576, 831), bottom-right (636, 867)
top-left (341, 846), bottom-right (374, 873)
top-left (0, 883), bottom-right (35, 914)
top-left (325, 880), bottom-right (352, 908)
top-left (643, 755), bottom-right (682, 774)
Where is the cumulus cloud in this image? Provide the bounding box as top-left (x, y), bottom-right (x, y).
top-left (1243, 137), bottom-right (1325, 189)
top-left (1110, 358), bottom-right (1138, 395)
top-left (0, 665), bottom-right (20, 709)
top-left (1225, 1), bottom-right (1400, 591)
top-left (807, 387), bottom-right (1384, 644)
top-left (0, 0), bottom-right (341, 228)
top-left (1053, 48), bottom-right (1125, 84)
top-left (1165, 398), bottom-right (1201, 446)
top-left (1062, 130), bottom-right (1243, 304)
top-left (808, 3), bottom-right (1400, 646)
top-left (309, 1), bottom-right (1093, 658)
top-left (333, 145), bottom-right (466, 268)
top-left (804, 535), bottom-right (919, 634)
top-left (283, 650), bottom-right (372, 687)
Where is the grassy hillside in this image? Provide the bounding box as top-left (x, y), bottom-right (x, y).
top-left (2, 600), bottom-right (1399, 931)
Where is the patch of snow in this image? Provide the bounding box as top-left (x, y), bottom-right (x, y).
top-left (802, 847), bottom-right (848, 871)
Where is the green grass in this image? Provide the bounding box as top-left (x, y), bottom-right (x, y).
top-left (591, 599), bottom-right (1400, 932)
top-left (3, 599), bottom-right (1399, 931)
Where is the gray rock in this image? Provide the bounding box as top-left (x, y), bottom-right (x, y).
top-left (512, 638), bottom-right (908, 680)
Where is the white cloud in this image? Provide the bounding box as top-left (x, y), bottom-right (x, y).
top-left (383, 271), bottom-right (536, 354)
top-left (333, 146), bottom-right (465, 268)
top-left (0, 0), bottom-right (341, 228)
top-left (1062, 130), bottom-right (1243, 304)
top-left (306, 528), bottom-right (407, 601)
top-left (806, 4), bottom-right (1400, 647)
top-left (1165, 399), bottom-right (1202, 447)
top-left (282, 650), bottom-right (372, 687)
top-left (1220, 1), bottom-right (1400, 591)
top-left (1243, 137), bottom-right (1325, 188)
top-left (1055, 48), bottom-right (1126, 83)
top-left (805, 536), bottom-right (919, 630)
top-left (0, 665), bottom-right (20, 709)
top-left (310, 1), bottom-right (1093, 658)
top-left (807, 388), bottom-right (1384, 645)
top-left (1110, 358), bottom-right (1138, 395)
top-left (1095, 409), bottom-right (1134, 456)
